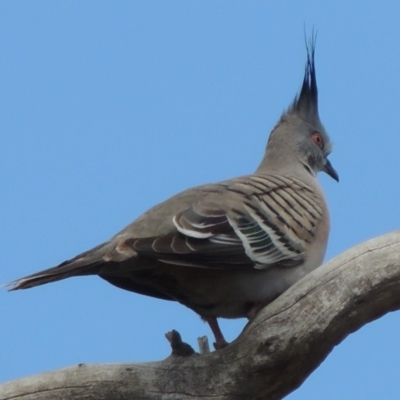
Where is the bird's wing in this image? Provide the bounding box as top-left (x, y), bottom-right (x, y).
top-left (129, 174), bottom-right (323, 269)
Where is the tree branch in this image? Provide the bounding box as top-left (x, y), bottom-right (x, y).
top-left (2, 231), bottom-right (400, 400)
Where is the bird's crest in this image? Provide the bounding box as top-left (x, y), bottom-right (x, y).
top-left (288, 34), bottom-right (319, 122)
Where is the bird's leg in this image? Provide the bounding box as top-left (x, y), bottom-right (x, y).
top-left (202, 316), bottom-right (229, 349)
top-left (246, 302), bottom-right (267, 320)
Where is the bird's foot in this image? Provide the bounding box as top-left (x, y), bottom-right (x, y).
top-left (202, 315), bottom-right (229, 350)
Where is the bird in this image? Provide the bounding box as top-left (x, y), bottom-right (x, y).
top-left (7, 37), bottom-right (338, 350)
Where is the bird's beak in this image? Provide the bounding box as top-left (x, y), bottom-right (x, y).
top-left (324, 159), bottom-right (339, 182)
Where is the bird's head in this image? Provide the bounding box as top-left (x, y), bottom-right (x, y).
top-left (258, 36), bottom-right (339, 182)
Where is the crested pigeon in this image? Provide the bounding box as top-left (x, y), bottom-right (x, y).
top-left (7, 38), bottom-right (338, 350)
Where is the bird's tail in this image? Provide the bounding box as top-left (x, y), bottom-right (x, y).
top-left (5, 242), bottom-right (112, 291)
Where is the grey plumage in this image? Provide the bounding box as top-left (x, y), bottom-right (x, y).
top-left (7, 38), bottom-right (338, 349)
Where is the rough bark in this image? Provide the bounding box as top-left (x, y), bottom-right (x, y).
top-left (1, 231), bottom-right (400, 400)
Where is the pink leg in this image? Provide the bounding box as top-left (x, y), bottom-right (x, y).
top-left (203, 316), bottom-right (229, 350)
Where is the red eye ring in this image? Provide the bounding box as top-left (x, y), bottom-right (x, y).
top-left (311, 132), bottom-right (324, 149)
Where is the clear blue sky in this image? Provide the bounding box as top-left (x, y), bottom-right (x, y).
top-left (1, 2), bottom-right (400, 399)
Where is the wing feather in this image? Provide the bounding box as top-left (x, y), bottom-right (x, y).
top-left (128, 175), bottom-right (322, 270)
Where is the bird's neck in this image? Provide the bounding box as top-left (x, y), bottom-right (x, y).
top-left (255, 151), bottom-right (316, 182)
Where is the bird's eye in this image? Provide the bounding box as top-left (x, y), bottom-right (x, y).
top-left (311, 132), bottom-right (324, 149)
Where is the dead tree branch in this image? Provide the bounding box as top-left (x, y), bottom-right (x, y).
top-left (2, 231), bottom-right (400, 400)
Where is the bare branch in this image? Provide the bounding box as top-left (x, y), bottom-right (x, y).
top-left (2, 231), bottom-right (400, 400)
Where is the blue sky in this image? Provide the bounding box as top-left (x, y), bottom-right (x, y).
top-left (1, 2), bottom-right (400, 398)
